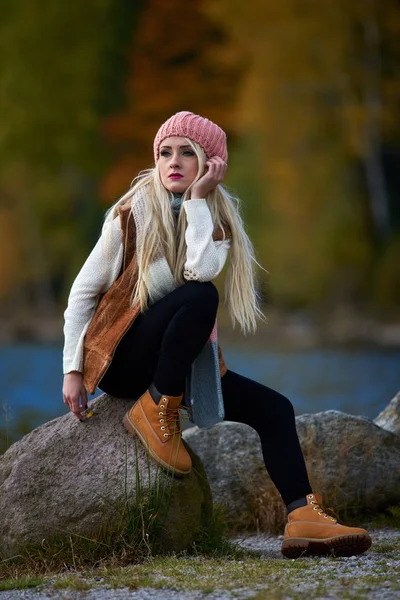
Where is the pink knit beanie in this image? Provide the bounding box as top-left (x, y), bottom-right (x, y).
top-left (153, 111), bottom-right (228, 163)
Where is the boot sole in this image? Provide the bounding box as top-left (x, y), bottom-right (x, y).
top-left (122, 412), bottom-right (191, 477)
top-left (281, 533), bottom-right (371, 558)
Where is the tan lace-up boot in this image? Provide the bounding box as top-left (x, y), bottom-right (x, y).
top-left (123, 389), bottom-right (192, 476)
top-left (281, 493), bottom-right (372, 558)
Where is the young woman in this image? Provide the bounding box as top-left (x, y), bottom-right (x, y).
top-left (63, 111), bottom-right (371, 558)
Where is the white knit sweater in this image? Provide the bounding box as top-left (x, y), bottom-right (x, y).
top-left (63, 198), bottom-right (231, 375)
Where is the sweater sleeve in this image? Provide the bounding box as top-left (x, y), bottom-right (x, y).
top-left (182, 198), bottom-right (231, 282)
top-left (63, 217), bottom-right (124, 374)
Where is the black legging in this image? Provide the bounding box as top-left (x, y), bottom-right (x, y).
top-left (99, 281), bottom-right (312, 506)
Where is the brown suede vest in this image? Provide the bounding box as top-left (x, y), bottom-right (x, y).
top-left (83, 204), bottom-right (228, 394)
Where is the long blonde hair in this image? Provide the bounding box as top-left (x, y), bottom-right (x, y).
top-left (102, 138), bottom-right (267, 335)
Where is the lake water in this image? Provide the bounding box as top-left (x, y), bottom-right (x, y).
top-left (0, 343), bottom-right (399, 447)
top-left (0, 344), bottom-right (400, 436)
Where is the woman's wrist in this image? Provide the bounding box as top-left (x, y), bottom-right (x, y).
top-left (64, 371), bottom-right (83, 378)
top-left (189, 187), bottom-right (206, 199)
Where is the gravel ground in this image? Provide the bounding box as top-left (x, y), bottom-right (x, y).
top-left (235, 528), bottom-right (400, 599)
top-left (1, 528), bottom-right (399, 600)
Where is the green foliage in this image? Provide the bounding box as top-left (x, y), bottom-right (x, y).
top-left (0, 576), bottom-right (44, 591)
top-left (0, 0), bottom-right (138, 308)
top-left (52, 576), bottom-right (91, 591)
top-left (0, 0), bottom-right (110, 167)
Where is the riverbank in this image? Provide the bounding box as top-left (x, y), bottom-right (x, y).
top-left (1, 528), bottom-right (399, 599)
top-left (1, 308), bottom-right (400, 349)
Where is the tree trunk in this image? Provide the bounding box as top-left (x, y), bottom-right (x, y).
top-left (362, 0), bottom-right (390, 241)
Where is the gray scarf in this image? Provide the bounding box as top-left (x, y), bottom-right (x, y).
top-left (170, 192), bottom-right (184, 217)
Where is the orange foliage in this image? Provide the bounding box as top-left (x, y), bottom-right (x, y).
top-left (101, 0), bottom-right (243, 202)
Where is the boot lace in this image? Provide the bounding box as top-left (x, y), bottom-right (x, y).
top-left (308, 494), bottom-right (337, 522)
top-left (158, 402), bottom-right (192, 439)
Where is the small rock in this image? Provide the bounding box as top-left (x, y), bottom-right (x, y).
top-left (374, 391), bottom-right (400, 435)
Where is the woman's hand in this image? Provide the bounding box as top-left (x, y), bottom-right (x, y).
top-left (63, 371), bottom-right (88, 421)
top-left (190, 156), bottom-right (227, 199)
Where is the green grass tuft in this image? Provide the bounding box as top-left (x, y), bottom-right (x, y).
top-left (368, 504), bottom-right (400, 529)
top-left (52, 575), bottom-right (92, 590)
top-left (0, 576), bottom-right (44, 590)
top-left (189, 504), bottom-right (256, 559)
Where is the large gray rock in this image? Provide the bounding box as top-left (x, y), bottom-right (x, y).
top-left (374, 391), bottom-right (400, 434)
top-left (0, 394), bottom-right (212, 559)
top-left (184, 422), bottom-right (286, 532)
top-left (183, 410), bottom-right (400, 532)
top-left (295, 411), bottom-right (400, 510)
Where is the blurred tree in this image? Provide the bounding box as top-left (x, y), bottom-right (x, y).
top-left (0, 0), bottom-right (139, 311)
top-left (0, 208), bottom-right (21, 303)
top-left (1, 0), bottom-right (398, 318)
top-left (101, 0), bottom-right (244, 200)
top-left (360, 0), bottom-right (390, 240)
top-left (206, 0), bottom-right (400, 311)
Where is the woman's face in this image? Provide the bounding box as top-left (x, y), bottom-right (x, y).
top-left (158, 136), bottom-right (199, 193)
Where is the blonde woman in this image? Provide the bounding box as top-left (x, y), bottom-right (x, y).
top-left (62, 111), bottom-right (371, 558)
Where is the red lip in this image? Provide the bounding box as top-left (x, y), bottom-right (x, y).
top-left (169, 173), bottom-right (183, 179)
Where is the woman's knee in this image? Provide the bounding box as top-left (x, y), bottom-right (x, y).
top-left (222, 371), bottom-right (296, 425)
top-left (275, 393), bottom-right (295, 420)
top-left (251, 386), bottom-right (296, 425)
top-left (183, 281), bottom-right (219, 313)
